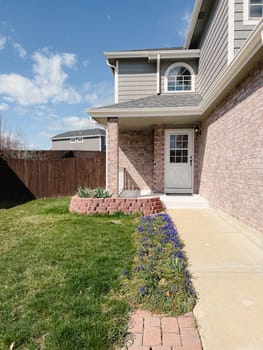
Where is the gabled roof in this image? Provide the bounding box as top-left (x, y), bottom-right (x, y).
top-left (51, 128), bottom-right (105, 140)
top-left (95, 94), bottom-right (202, 110)
top-left (185, 0), bottom-right (216, 49)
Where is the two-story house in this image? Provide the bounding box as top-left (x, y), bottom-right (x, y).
top-left (89, 0), bottom-right (263, 232)
top-left (51, 128), bottom-right (106, 151)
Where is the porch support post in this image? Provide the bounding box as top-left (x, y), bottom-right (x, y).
top-left (153, 126), bottom-right (165, 193)
top-left (106, 117), bottom-right (119, 197)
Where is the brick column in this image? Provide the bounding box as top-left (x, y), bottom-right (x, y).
top-left (106, 117), bottom-right (119, 197)
top-left (153, 126), bottom-right (165, 193)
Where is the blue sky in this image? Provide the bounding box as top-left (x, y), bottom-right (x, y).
top-left (0, 0), bottom-right (194, 149)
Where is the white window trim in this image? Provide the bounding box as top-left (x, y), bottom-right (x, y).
top-left (244, 0), bottom-right (263, 25)
top-left (76, 137), bottom-right (84, 143)
top-left (70, 138), bottom-right (76, 143)
top-left (164, 62), bottom-right (195, 93)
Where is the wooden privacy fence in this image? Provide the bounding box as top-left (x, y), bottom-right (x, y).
top-left (0, 152), bottom-right (106, 200)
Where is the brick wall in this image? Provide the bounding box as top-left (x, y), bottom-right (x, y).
top-left (153, 126), bottom-right (165, 192)
top-left (196, 62), bottom-right (263, 232)
top-left (107, 117), bottom-right (119, 196)
top-left (70, 195), bottom-right (163, 215)
top-left (119, 129), bottom-right (153, 191)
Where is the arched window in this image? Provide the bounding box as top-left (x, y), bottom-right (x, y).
top-left (165, 63), bottom-right (195, 92)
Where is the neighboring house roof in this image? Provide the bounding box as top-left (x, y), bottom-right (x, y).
top-left (95, 94), bottom-right (202, 110)
top-left (51, 128), bottom-right (105, 141)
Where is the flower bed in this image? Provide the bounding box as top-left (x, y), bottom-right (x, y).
top-left (69, 196), bottom-right (163, 215)
top-left (120, 213), bottom-right (197, 315)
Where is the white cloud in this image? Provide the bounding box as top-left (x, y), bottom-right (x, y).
top-left (82, 59), bottom-right (90, 67)
top-left (0, 49), bottom-right (82, 106)
top-left (178, 10), bottom-right (192, 39)
top-left (0, 35), bottom-right (7, 50)
top-left (13, 42), bottom-right (27, 58)
top-left (0, 102), bottom-right (8, 110)
top-left (33, 114), bottom-right (98, 144)
top-left (83, 81), bottom-right (114, 107)
top-left (62, 116), bottom-right (93, 130)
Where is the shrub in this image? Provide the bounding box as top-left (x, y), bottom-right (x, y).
top-left (76, 186), bottom-right (94, 198)
top-left (94, 188), bottom-right (112, 198)
top-left (76, 187), bottom-right (112, 199)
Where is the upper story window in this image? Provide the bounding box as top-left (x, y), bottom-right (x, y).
top-left (244, 0), bottom-right (263, 24)
top-left (70, 137), bottom-right (84, 143)
top-left (249, 0), bottom-right (263, 18)
top-left (165, 63), bottom-right (195, 93)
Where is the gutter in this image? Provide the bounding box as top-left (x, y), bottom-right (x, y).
top-left (105, 49), bottom-right (200, 60)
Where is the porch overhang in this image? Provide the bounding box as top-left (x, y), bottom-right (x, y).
top-left (88, 108), bottom-right (202, 129)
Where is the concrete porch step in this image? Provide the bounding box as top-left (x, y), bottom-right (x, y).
top-left (159, 194), bottom-right (209, 209)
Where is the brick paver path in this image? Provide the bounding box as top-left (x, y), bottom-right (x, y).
top-left (121, 310), bottom-right (202, 350)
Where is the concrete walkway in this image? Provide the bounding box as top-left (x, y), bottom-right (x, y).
top-left (168, 209), bottom-right (263, 350)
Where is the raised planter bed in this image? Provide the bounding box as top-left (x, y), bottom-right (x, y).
top-left (70, 196), bottom-right (163, 215)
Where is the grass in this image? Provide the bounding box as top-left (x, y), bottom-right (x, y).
top-left (0, 198), bottom-right (136, 350)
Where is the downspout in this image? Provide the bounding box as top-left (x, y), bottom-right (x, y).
top-left (106, 59), bottom-right (118, 103)
top-left (156, 54), bottom-right (161, 95)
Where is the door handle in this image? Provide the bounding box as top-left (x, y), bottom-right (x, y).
top-left (189, 156), bottom-right (192, 166)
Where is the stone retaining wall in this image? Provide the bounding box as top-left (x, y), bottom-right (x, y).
top-left (70, 196), bottom-right (163, 215)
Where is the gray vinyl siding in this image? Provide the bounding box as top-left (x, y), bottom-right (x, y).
top-left (118, 60), bottom-right (156, 102)
top-left (234, 0), bottom-right (256, 55)
top-left (160, 59), bottom-right (199, 93)
top-left (52, 137), bottom-right (103, 151)
top-left (198, 0), bottom-right (229, 98)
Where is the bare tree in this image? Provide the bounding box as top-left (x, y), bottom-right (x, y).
top-left (0, 115), bottom-right (27, 153)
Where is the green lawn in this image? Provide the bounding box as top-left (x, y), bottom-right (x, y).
top-left (0, 198), bottom-right (136, 350)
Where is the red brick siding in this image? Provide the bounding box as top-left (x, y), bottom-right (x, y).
top-left (70, 196), bottom-right (163, 215)
top-left (196, 63), bottom-right (263, 232)
top-left (119, 130), bottom-right (153, 191)
top-left (107, 117), bottom-right (119, 196)
top-left (153, 126), bottom-right (165, 192)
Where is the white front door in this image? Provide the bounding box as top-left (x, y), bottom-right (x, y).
top-left (165, 129), bottom-right (194, 194)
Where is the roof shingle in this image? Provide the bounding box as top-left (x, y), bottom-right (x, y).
top-left (95, 93), bottom-right (202, 110)
top-left (52, 128), bottom-right (105, 140)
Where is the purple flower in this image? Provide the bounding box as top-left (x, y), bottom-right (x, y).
top-left (135, 265), bottom-right (145, 272)
top-left (140, 286), bottom-right (146, 294)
